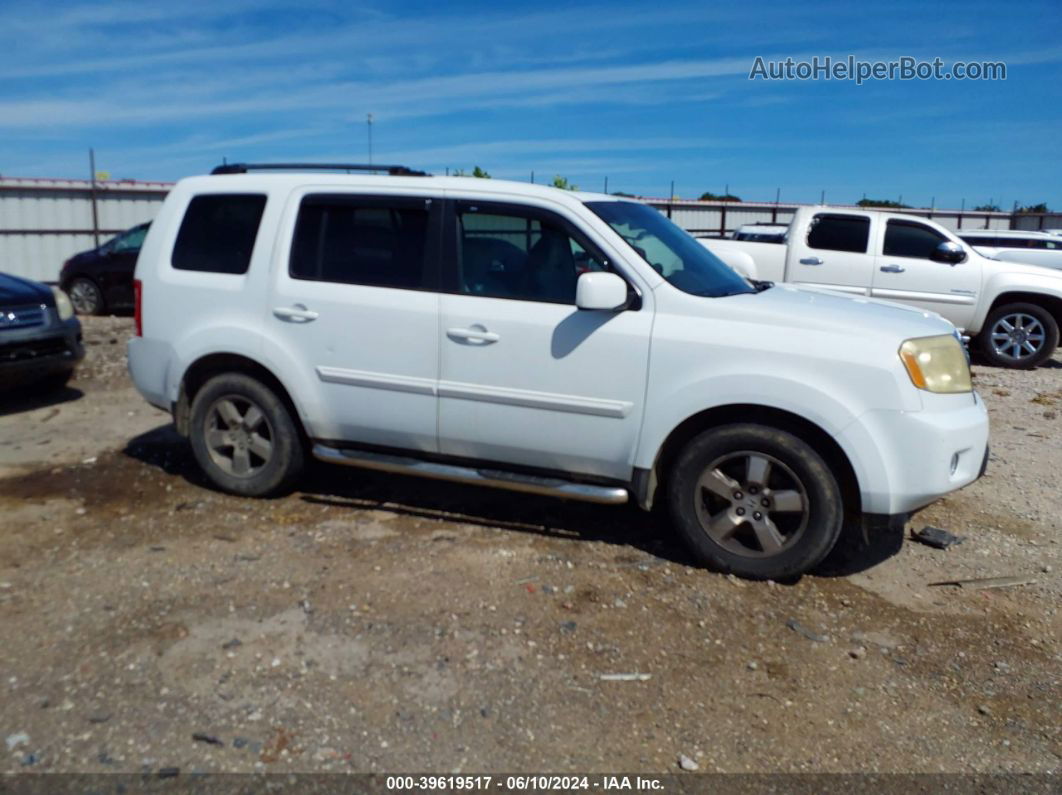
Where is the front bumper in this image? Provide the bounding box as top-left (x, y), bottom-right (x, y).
top-left (0, 312), bottom-right (84, 388)
top-left (838, 390), bottom-right (990, 515)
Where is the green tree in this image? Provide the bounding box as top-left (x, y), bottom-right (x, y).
top-left (611, 191), bottom-right (637, 198)
top-left (973, 203), bottom-right (1001, 212)
top-left (699, 191), bottom-right (741, 202)
top-left (552, 175), bottom-right (578, 191)
top-left (471, 166), bottom-right (491, 179)
top-left (856, 198), bottom-right (911, 209)
top-left (1017, 202), bottom-right (1049, 213)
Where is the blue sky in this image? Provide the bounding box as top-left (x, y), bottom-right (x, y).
top-left (2, 0), bottom-right (1060, 208)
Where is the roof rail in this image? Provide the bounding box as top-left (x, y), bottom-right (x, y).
top-left (210, 162), bottom-right (429, 176)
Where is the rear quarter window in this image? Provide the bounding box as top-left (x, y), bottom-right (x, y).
top-left (172, 194), bottom-right (267, 274)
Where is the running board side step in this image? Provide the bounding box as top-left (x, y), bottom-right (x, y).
top-left (313, 444), bottom-right (629, 505)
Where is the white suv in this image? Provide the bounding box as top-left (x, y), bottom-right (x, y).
top-left (128, 164), bottom-right (989, 579)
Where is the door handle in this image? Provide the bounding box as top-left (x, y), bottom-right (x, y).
top-left (447, 326), bottom-right (500, 344)
top-left (273, 304), bottom-right (319, 322)
top-left (879, 264), bottom-right (906, 273)
top-left (799, 257), bottom-right (823, 266)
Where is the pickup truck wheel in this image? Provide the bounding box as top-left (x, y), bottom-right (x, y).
top-left (189, 373), bottom-right (305, 497)
top-left (979, 303), bottom-right (1059, 369)
top-left (67, 277), bottom-right (105, 315)
top-left (668, 424), bottom-right (843, 580)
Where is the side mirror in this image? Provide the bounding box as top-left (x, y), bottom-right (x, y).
top-left (576, 271), bottom-right (629, 311)
top-left (931, 241), bottom-right (967, 265)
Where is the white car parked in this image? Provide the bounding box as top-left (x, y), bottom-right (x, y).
top-left (129, 164), bottom-right (988, 579)
top-left (702, 207), bottom-right (1062, 368)
top-left (955, 229), bottom-right (1062, 272)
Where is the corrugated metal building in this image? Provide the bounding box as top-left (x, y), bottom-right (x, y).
top-left (0, 176), bottom-right (170, 282)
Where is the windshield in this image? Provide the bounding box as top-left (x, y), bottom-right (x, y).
top-left (586, 201), bottom-right (754, 297)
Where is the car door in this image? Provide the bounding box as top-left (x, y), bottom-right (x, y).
top-left (267, 190), bottom-right (442, 451)
top-left (872, 217), bottom-right (981, 330)
top-left (790, 212), bottom-right (875, 294)
top-left (436, 199), bottom-right (651, 481)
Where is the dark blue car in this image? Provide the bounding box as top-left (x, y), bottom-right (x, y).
top-left (59, 222), bottom-right (149, 315)
top-left (1, 272), bottom-right (84, 390)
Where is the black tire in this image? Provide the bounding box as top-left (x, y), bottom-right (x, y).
top-left (667, 423), bottom-right (844, 580)
top-left (978, 302), bottom-right (1059, 369)
top-left (67, 277), bottom-right (105, 315)
top-left (188, 373), bottom-right (305, 497)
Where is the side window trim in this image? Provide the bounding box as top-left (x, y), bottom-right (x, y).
top-left (286, 192), bottom-right (444, 292)
top-left (441, 198), bottom-right (639, 307)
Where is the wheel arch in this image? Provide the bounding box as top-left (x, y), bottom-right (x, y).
top-left (638, 404), bottom-right (861, 519)
top-left (175, 353), bottom-right (307, 444)
top-left (983, 291), bottom-right (1062, 331)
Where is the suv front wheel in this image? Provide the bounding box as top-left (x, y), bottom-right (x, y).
top-left (668, 423), bottom-right (843, 580)
top-left (189, 373), bottom-right (305, 496)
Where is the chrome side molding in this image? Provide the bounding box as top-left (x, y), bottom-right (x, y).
top-left (312, 444), bottom-right (629, 505)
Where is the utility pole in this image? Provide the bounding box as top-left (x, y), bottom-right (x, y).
top-left (820, 189), bottom-right (825, 205)
top-left (530, 170), bottom-right (534, 183)
top-left (88, 148), bottom-right (100, 247)
top-left (367, 113), bottom-right (373, 165)
top-left (604, 176), bottom-right (608, 194)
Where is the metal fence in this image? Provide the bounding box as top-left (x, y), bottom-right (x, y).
top-left (0, 176), bottom-right (170, 282)
top-left (2, 175), bottom-right (1060, 283)
top-left (643, 199), bottom-right (1028, 237)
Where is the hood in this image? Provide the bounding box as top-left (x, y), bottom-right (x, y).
top-left (730, 283), bottom-right (954, 340)
top-left (0, 272), bottom-right (53, 306)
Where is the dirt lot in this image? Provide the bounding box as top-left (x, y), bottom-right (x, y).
top-left (0, 316), bottom-right (1058, 776)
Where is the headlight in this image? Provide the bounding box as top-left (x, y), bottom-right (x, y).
top-left (899, 334), bottom-right (972, 393)
top-left (51, 286), bottom-right (75, 321)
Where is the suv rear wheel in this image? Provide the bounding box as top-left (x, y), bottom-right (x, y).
top-left (667, 423), bottom-right (843, 579)
top-left (189, 373), bottom-right (305, 496)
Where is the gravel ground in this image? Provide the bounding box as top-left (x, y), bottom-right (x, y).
top-left (0, 316), bottom-right (1058, 776)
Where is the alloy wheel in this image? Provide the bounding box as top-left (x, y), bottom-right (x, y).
top-left (989, 313), bottom-right (1046, 363)
top-left (694, 451), bottom-right (810, 558)
top-left (204, 395), bottom-right (274, 477)
top-left (68, 279), bottom-right (102, 315)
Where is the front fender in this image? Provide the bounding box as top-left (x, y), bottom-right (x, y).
top-left (971, 272), bottom-right (1062, 333)
top-left (634, 373), bottom-right (892, 513)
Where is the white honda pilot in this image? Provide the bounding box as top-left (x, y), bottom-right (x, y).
top-left (128, 163), bottom-right (989, 579)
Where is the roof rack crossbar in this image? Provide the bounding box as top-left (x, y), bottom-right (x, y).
top-left (211, 163), bottom-right (428, 176)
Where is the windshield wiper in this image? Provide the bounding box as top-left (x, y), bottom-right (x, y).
top-left (748, 279), bottom-right (774, 292)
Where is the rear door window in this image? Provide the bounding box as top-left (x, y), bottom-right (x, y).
top-left (172, 194), bottom-right (266, 274)
top-left (807, 214), bottom-right (870, 253)
top-left (289, 195), bottom-right (434, 290)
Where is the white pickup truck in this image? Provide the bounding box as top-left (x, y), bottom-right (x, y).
top-left (701, 207), bottom-right (1062, 368)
